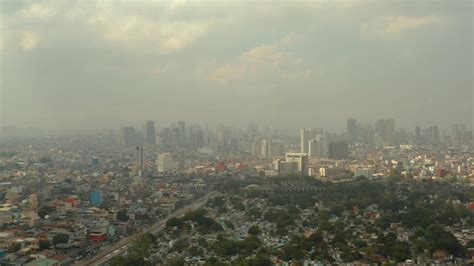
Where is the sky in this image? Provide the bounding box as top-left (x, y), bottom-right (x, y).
top-left (0, 0), bottom-right (472, 133)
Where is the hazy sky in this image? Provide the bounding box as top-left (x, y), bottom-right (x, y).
top-left (0, 0), bottom-right (472, 133)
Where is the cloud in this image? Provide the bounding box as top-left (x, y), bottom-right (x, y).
top-left (85, 7), bottom-right (216, 54)
top-left (20, 3), bottom-right (56, 20)
top-left (361, 15), bottom-right (445, 38)
top-left (207, 37), bottom-right (312, 85)
top-left (20, 31), bottom-right (40, 52)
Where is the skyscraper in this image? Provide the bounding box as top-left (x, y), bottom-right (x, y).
top-left (308, 135), bottom-right (328, 159)
top-left (300, 129), bottom-right (313, 153)
top-left (415, 126), bottom-right (421, 144)
top-left (177, 121), bottom-right (186, 147)
top-left (162, 127), bottom-right (171, 146)
top-left (145, 120), bottom-right (156, 145)
top-left (121, 126), bottom-right (135, 146)
top-left (347, 117), bottom-right (357, 143)
top-left (328, 141), bottom-right (349, 160)
top-left (375, 119), bottom-right (395, 145)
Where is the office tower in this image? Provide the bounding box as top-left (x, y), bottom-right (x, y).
top-left (162, 128), bottom-right (171, 146)
top-left (328, 141), bottom-right (349, 160)
top-left (452, 124), bottom-right (459, 139)
top-left (251, 140), bottom-right (261, 156)
top-left (217, 125), bottom-right (230, 147)
top-left (285, 152), bottom-right (309, 175)
top-left (300, 129), bottom-right (311, 153)
top-left (260, 139), bottom-right (269, 158)
top-left (177, 121), bottom-right (186, 147)
top-left (375, 119), bottom-right (395, 144)
top-left (157, 153), bottom-right (176, 172)
top-left (121, 126), bottom-right (135, 146)
top-left (145, 121), bottom-right (156, 145)
top-left (347, 117), bottom-right (357, 142)
top-left (191, 128), bottom-right (204, 149)
top-left (309, 139), bottom-right (319, 158)
top-left (171, 127), bottom-right (179, 147)
top-left (433, 125), bottom-right (439, 142)
top-left (415, 126), bottom-right (421, 144)
top-left (308, 134), bottom-right (328, 158)
top-left (135, 146), bottom-right (144, 177)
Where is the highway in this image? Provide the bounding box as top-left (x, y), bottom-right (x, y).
top-left (75, 191), bottom-right (219, 266)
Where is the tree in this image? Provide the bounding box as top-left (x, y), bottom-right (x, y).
top-left (38, 205), bottom-right (54, 219)
top-left (281, 244), bottom-right (305, 261)
top-left (389, 241), bottom-right (411, 262)
top-left (166, 217), bottom-right (184, 229)
top-left (223, 220), bottom-right (235, 230)
top-left (52, 233), bottom-right (69, 245)
top-left (116, 209), bottom-right (129, 222)
top-left (204, 257), bottom-right (224, 266)
top-left (39, 240), bottom-right (51, 250)
top-left (425, 224), bottom-right (464, 257)
top-left (248, 225), bottom-right (260, 236)
top-left (112, 233), bottom-right (154, 266)
top-left (172, 237), bottom-right (189, 252)
top-left (128, 233), bottom-right (154, 258)
top-left (167, 256), bottom-right (185, 266)
top-left (243, 255), bottom-right (273, 266)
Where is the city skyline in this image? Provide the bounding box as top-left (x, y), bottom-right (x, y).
top-left (1, 1), bottom-right (472, 132)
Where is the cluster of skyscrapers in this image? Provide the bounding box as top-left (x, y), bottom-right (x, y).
top-left (347, 117), bottom-right (472, 148)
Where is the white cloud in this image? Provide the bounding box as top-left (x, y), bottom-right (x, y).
top-left (207, 37), bottom-right (312, 85)
top-left (20, 31), bottom-right (40, 52)
top-left (20, 3), bottom-right (56, 20)
top-left (87, 10), bottom-right (216, 54)
top-left (361, 15), bottom-right (445, 38)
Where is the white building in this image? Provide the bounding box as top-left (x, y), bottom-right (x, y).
top-left (285, 152), bottom-right (309, 175)
top-left (157, 153), bottom-right (176, 172)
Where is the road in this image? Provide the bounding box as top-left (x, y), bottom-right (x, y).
top-left (75, 191), bottom-right (219, 266)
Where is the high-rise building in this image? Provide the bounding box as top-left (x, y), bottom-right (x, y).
top-left (415, 126), bottom-right (421, 144)
top-left (136, 146), bottom-right (144, 177)
top-left (145, 121), bottom-right (156, 145)
top-left (177, 121), bottom-right (186, 147)
top-left (285, 152), bottom-right (309, 175)
top-left (157, 153), bottom-right (176, 172)
top-left (217, 125), bottom-right (230, 147)
top-left (300, 129), bottom-right (310, 153)
top-left (120, 126), bottom-right (135, 146)
top-left (375, 119), bottom-right (395, 145)
top-left (191, 128), bottom-right (204, 149)
top-left (260, 139), bottom-right (269, 158)
top-left (308, 134), bottom-right (328, 159)
top-left (162, 128), bottom-right (172, 146)
top-left (328, 141), bottom-right (349, 160)
top-left (433, 125), bottom-right (439, 142)
top-left (347, 117), bottom-right (357, 142)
